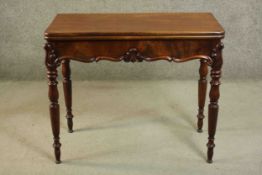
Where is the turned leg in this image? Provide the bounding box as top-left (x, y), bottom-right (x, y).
top-left (45, 43), bottom-right (61, 164)
top-left (197, 60), bottom-right (208, 132)
top-left (206, 42), bottom-right (223, 163)
top-left (62, 60), bottom-right (74, 133)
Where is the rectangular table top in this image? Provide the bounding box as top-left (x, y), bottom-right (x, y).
top-left (45, 13), bottom-right (224, 40)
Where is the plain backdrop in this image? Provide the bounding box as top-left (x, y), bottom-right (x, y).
top-left (1, 1), bottom-right (262, 175)
top-left (0, 0), bottom-right (262, 80)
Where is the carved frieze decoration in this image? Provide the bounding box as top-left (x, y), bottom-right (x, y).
top-left (59, 48), bottom-right (213, 65)
top-left (44, 43), bottom-right (227, 66)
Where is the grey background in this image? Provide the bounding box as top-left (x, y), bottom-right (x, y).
top-left (0, 0), bottom-right (261, 80)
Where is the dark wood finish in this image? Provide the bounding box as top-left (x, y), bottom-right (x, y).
top-left (53, 40), bottom-right (213, 63)
top-left (62, 60), bottom-right (74, 133)
top-left (45, 13), bottom-right (224, 40)
top-left (44, 43), bottom-right (61, 164)
top-left (207, 42), bottom-right (224, 163)
top-left (44, 13), bottom-right (225, 164)
top-left (197, 60), bottom-right (208, 132)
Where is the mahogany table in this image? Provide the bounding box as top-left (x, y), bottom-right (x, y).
top-left (44, 13), bottom-right (225, 164)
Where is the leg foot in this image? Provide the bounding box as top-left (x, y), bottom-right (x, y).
top-left (66, 114), bottom-right (74, 133)
top-left (197, 127), bottom-right (203, 133)
top-left (56, 160), bottom-right (62, 164)
top-left (197, 114), bottom-right (205, 133)
top-left (53, 140), bottom-right (61, 163)
top-left (207, 159), bottom-right (213, 164)
top-left (207, 138), bottom-right (216, 163)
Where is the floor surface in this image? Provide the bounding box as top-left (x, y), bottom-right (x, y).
top-left (0, 80), bottom-right (261, 175)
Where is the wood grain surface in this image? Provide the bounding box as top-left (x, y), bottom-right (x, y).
top-left (45, 13), bottom-right (225, 40)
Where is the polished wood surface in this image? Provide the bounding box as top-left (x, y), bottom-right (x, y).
top-left (62, 60), bottom-right (74, 133)
top-left (197, 60), bottom-right (208, 132)
top-left (45, 13), bottom-right (224, 40)
top-left (44, 13), bottom-right (224, 164)
top-left (44, 43), bottom-right (61, 164)
top-left (53, 40), bottom-right (214, 63)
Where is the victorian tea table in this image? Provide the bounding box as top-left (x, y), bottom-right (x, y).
top-left (44, 13), bottom-right (225, 164)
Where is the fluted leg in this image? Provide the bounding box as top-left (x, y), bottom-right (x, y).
top-left (197, 60), bottom-right (208, 132)
top-left (62, 60), bottom-right (74, 133)
top-left (45, 43), bottom-right (61, 164)
top-left (206, 42), bottom-right (223, 163)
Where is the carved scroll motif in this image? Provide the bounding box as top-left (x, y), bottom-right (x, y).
top-left (210, 42), bottom-right (224, 63)
top-left (44, 43), bottom-right (61, 69)
top-left (210, 42), bottom-right (224, 86)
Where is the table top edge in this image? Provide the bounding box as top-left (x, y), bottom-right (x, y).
top-left (44, 12), bottom-right (225, 40)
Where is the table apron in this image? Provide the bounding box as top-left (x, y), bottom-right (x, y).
top-left (51, 40), bottom-right (219, 63)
